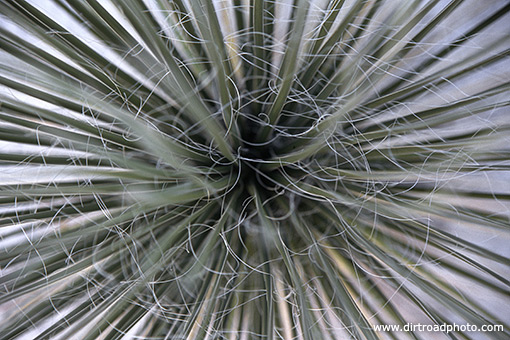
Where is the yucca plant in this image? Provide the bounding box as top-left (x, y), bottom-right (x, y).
top-left (1, 0), bottom-right (509, 339)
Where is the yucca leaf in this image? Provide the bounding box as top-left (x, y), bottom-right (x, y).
top-left (1, 1), bottom-right (509, 339)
